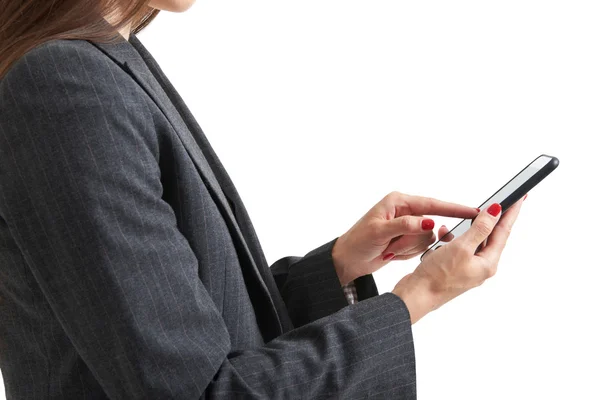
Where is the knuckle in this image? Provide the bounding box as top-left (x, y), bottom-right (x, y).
top-left (420, 196), bottom-right (434, 210)
top-left (469, 273), bottom-right (484, 287)
top-left (496, 224), bottom-right (512, 239)
top-left (398, 217), bottom-right (413, 231)
top-left (480, 260), bottom-right (497, 279)
top-left (474, 220), bottom-right (493, 237)
top-left (386, 191), bottom-right (402, 201)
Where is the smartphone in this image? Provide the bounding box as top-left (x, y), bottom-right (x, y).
top-left (420, 154), bottom-right (560, 260)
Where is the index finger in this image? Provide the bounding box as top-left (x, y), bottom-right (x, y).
top-left (403, 195), bottom-right (479, 219)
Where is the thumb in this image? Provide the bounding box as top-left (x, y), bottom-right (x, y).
top-left (381, 216), bottom-right (436, 239)
top-left (458, 203), bottom-right (502, 251)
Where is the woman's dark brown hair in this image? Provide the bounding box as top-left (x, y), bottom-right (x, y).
top-left (0, 0), bottom-right (159, 78)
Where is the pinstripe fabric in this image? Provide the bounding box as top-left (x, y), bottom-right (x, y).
top-left (0, 33), bottom-right (416, 399)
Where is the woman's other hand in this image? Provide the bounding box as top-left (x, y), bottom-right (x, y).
top-left (393, 197), bottom-right (524, 323)
top-left (332, 191), bottom-right (479, 285)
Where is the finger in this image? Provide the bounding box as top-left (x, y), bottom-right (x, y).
top-left (393, 240), bottom-right (437, 260)
top-left (438, 225), bottom-right (454, 242)
top-left (401, 195), bottom-right (480, 219)
top-left (380, 215), bottom-right (436, 239)
top-left (382, 233), bottom-right (435, 257)
top-left (478, 197), bottom-right (524, 264)
top-left (404, 237), bottom-right (437, 258)
top-left (458, 203), bottom-right (503, 252)
top-left (393, 253), bottom-right (421, 261)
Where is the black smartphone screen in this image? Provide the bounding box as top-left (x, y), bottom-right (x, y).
top-left (420, 154), bottom-right (559, 260)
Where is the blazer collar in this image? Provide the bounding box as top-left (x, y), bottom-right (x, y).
top-left (88, 33), bottom-right (285, 339)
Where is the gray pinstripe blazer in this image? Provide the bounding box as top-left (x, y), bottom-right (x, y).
top-left (0, 31), bottom-right (416, 399)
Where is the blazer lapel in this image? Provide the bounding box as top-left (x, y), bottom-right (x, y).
top-left (125, 35), bottom-right (295, 335)
top-left (89, 34), bottom-right (286, 339)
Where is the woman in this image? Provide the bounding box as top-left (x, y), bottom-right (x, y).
top-left (0, 0), bottom-right (524, 398)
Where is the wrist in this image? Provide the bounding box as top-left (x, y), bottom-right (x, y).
top-left (332, 235), bottom-right (354, 286)
top-left (392, 273), bottom-right (440, 324)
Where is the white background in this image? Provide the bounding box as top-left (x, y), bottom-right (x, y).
top-left (2, 1), bottom-right (599, 398)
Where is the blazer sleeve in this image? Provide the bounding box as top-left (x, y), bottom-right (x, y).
top-left (0, 42), bottom-right (416, 400)
top-left (270, 239), bottom-right (380, 327)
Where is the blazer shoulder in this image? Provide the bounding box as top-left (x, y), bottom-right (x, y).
top-left (0, 38), bottom-right (157, 154)
top-left (0, 38), bottom-right (135, 106)
top-left (0, 37), bottom-right (146, 116)
top-left (3, 39), bottom-right (99, 85)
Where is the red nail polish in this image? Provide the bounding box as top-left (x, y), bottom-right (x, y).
top-left (383, 253), bottom-right (395, 261)
top-left (476, 208), bottom-right (481, 213)
top-left (422, 219), bottom-right (435, 230)
top-left (524, 194), bottom-right (528, 201)
top-left (487, 203), bottom-right (502, 217)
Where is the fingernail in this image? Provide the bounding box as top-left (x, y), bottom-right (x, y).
top-left (487, 203), bottom-right (502, 217)
top-left (383, 253), bottom-right (395, 261)
top-left (524, 194), bottom-right (528, 201)
top-left (421, 219), bottom-right (435, 230)
top-left (475, 208), bottom-right (481, 213)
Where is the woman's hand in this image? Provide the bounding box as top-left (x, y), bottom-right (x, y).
top-left (393, 197), bottom-right (524, 323)
top-left (332, 191), bottom-right (479, 285)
